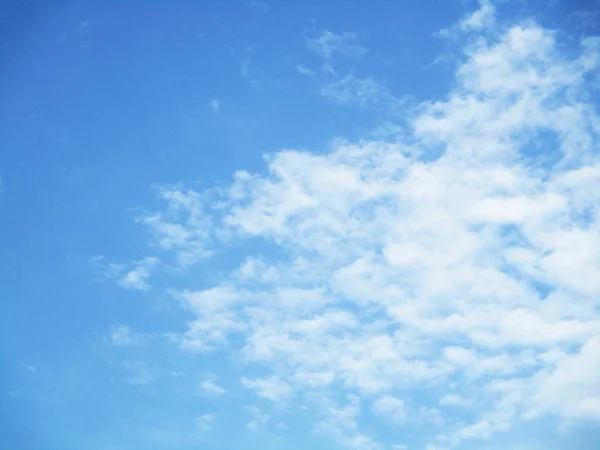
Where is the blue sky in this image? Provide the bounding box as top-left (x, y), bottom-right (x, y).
top-left (1, 1), bottom-right (600, 449)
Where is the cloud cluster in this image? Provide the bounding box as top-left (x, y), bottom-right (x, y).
top-left (106, 4), bottom-right (600, 449)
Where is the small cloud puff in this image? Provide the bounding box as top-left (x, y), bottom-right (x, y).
top-left (196, 413), bottom-right (217, 431)
top-left (307, 30), bottom-right (367, 62)
top-left (200, 376), bottom-right (226, 396)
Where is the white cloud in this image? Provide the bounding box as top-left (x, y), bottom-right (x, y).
top-left (439, 0), bottom-right (496, 38)
top-left (107, 324), bottom-right (146, 346)
top-left (196, 413), bottom-right (217, 431)
top-left (439, 394), bottom-right (471, 408)
top-left (320, 75), bottom-right (396, 108)
top-left (114, 5), bottom-right (600, 449)
top-left (210, 99), bottom-right (220, 113)
top-left (241, 376), bottom-right (293, 402)
top-left (307, 30), bottom-right (366, 62)
top-left (200, 377), bottom-right (226, 396)
top-left (305, 32), bottom-right (398, 111)
top-left (90, 255), bottom-right (159, 291)
top-left (570, 11), bottom-right (598, 31)
top-left (296, 64), bottom-right (314, 76)
top-left (244, 405), bottom-right (270, 431)
top-left (115, 257), bottom-right (159, 291)
top-left (137, 186), bottom-right (214, 267)
top-left (372, 395), bottom-right (406, 424)
top-left (123, 361), bottom-right (154, 386)
top-left (527, 335), bottom-right (600, 421)
top-left (176, 287), bottom-right (244, 352)
top-left (460, 0), bottom-right (495, 31)
top-left (316, 395), bottom-right (382, 450)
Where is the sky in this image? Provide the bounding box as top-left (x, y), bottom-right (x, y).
top-left (1, 0), bottom-right (600, 449)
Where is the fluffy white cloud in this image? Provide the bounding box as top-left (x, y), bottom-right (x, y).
top-left (111, 4), bottom-right (600, 449)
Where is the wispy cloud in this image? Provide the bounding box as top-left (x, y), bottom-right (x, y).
top-left (90, 255), bottom-right (159, 291)
top-left (107, 324), bottom-right (147, 346)
top-left (316, 395), bottom-right (380, 450)
top-left (304, 31), bottom-right (400, 113)
top-left (7, 389), bottom-right (22, 399)
top-left (296, 64), bottom-right (314, 76)
top-left (308, 30), bottom-right (367, 62)
top-left (137, 186), bottom-right (214, 267)
top-left (122, 361), bottom-right (154, 386)
top-left (244, 405), bottom-right (270, 431)
top-left (200, 376), bottom-right (226, 396)
top-left (319, 75), bottom-right (398, 109)
top-left (439, 0), bottom-right (496, 38)
top-left (115, 257), bottom-right (159, 291)
top-left (241, 376), bottom-right (293, 402)
top-left (196, 413), bottom-right (217, 431)
top-left (569, 10), bottom-right (598, 31)
top-left (372, 395), bottom-right (406, 424)
top-left (24, 364), bottom-right (37, 373)
top-left (249, 0), bottom-right (269, 13)
top-left (459, 0), bottom-right (495, 31)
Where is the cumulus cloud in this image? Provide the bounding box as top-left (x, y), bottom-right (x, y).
top-left (106, 4), bottom-right (600, 449)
